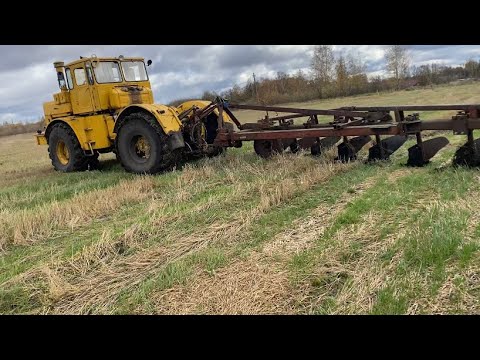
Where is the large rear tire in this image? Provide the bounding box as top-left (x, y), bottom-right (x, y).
top-left (48, 123), bottom-right (91, 172)
top-left (116, 113), bottom-right (179, 174)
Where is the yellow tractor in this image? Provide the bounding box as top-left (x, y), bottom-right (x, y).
top-left (36, 55), bottom-right (235, 174)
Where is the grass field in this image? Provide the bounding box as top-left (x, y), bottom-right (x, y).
top-left (1, 82), bottom-right (480, 314)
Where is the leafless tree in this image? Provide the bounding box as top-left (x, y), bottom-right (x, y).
top-left (385, 45), bottom-right (410, 90)
top-left (346, 52), bottom-right (366, 75)
top-left (335, 55), bottom-right (348, 96)
top-left (465, 59), bottom-right (479, 78)
top-left (311, 45), bottom-right (335, 97)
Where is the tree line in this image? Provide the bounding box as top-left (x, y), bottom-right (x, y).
top-left (196, 45), bottom-right (480, 105)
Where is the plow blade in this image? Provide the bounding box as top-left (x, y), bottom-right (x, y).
top-left (368, 135), bottom-right (408, 162)
top-left (407, 136), bottom-right (449, 167)
top-left (298, 138), bottom-right (317, 150)
top-left (453, 138), bottom-right (480, 167)
top-left (254, 139), bottom-right (284, 159)
top-left (311, 136), bottom-right (341, 156)
top-left (280, 138), bottom-right (300, 153)
top-left (337, 136), bottom-right (372, 162)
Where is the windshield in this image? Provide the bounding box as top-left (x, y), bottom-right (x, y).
top-left (121, 61), bottom-right (148, 81)
top-left (94, 62), bottom-right (122, 83)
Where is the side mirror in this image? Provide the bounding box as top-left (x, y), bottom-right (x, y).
top-left (147, 59), bottom-right (152, 66)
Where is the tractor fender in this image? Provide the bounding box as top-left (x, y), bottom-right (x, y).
top-left (45, 119), bottom-right (86, 147)
top-left (45, 116), bottom-right (113, 152)
top-left (114, 104), bottom-right (182, 136)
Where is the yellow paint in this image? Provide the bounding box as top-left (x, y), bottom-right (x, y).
top-left (133, 136), bottom-right (151, 160)
top-left (54, 114), bottom-right (114, 151)
top-left (35, 134), bottom-right (47, 145)
top-left (40, 56), bottom-right (223, 154)
top-left (109, 85), bottom-right (153, 109)
top-left (56, 140), bottom-right (70, 165)
top-left (116, 104), bottom-right (182, 135)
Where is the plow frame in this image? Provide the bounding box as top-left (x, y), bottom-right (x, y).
top-left (192, 99), bottom-right (480, 166)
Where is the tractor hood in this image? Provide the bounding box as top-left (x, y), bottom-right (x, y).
top-left (109, 85), bottom-right (154, 109)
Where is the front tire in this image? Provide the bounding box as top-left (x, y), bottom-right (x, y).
top-left (116, 113), bottom-right (178, 174)
top-left (48, 123), bottom-right (90, 172)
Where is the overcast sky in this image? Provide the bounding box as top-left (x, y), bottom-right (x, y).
top-left (1, 45), bottom-right (480, 124)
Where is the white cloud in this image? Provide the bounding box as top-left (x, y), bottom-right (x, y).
top-left (1, 45), bottom-right (480, 124)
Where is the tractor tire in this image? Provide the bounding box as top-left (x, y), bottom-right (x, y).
top-left (48, 123), bottom-right (90, 172)
top-left (116, 112), bottom-right (179, 174)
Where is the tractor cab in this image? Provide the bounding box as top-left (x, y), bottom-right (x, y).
top-left (44, 56), bottom-right (154, 121)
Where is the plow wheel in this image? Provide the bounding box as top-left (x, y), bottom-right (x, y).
top-left (254, 139), bottom-right (284, 159)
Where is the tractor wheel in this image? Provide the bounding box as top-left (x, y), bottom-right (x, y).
top-left (48, 123), bottom-right (90, 172)
top-left (116, 112), bottom-right (179, 174)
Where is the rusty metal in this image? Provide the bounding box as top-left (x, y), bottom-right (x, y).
top-left (243, 113), bottom-right (307, 127)
top-left (452, 112), bottom-right (469, 135)
top-left (368, 135), bottom-right (408, 162)
top-left (228, 104), bottom-right (370, 118)
top-left (407, 137), bottom-right (450, 167)
top-left (453, 138), bottom-right (480, 167)
top-left (222, 105), bottom-right (243, 130)
top-left (216, 124), bottom-right (400, 144)
top-left (339, 105), bottom-right (480, 112)
top-left (298, 137), bottom-right (317, 150)
top-left (337, 136), bottom-right (372, 162)
top-left (254, 139), bottom-right (284, 159)
top-left (198, 100), bottom-right (480, 168)
top-left (311, 136), bottom-right (341, 156)
top-left (374, 134), bottom-right (384, 160)
top-left (289, 139), bottom-right (300, 153)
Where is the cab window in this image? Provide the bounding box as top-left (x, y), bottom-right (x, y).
top-left (121, 61), bottom-right (148, 81)
top-left (74, 68), bottom-right (87, 86)
top-left (94, 62), bottom-right (122, 83)
top-left (65, 68), bottom-right (74, 90)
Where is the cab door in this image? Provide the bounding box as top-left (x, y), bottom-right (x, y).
top-left (85, 61), bottom-right (101, 111)
top-left (70, 64), bottom-right (96, 114)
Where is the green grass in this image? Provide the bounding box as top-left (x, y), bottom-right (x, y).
top-left (2, 82), bottom-right (480, 314)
